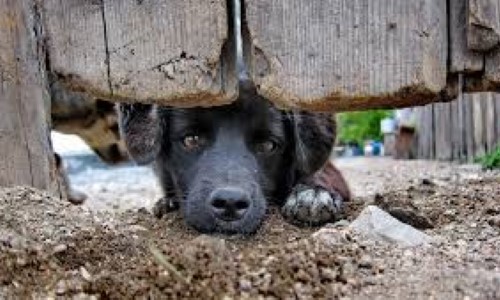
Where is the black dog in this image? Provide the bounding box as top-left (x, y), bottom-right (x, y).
top-left (118, 82), bottom-right (350, 233)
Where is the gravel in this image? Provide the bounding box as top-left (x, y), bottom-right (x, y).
top-left (0, 156), bottom-right (498, 299)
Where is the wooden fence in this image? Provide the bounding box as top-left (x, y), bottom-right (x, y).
top-left (414, 93), bottom-right (500, 161)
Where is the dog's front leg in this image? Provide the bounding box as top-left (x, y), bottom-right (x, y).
top-left (281, 161), bottom-right (350, 226)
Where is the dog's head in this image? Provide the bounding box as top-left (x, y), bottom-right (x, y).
top-left (118, 84), bottom-right (335, 233)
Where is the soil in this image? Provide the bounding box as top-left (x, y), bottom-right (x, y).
top-left (0, 157), bottom-right (499, 299)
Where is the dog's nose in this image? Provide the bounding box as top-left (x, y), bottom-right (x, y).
top-left (209, 188), bottom-right (250, 221)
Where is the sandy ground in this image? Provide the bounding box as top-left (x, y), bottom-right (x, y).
top-left (1, 156), bottom-right (499, 299)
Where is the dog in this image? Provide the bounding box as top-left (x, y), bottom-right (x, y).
top-left (51, 83), bottom-right (129, 203)
top-left (118, 82), bottom-right (350, 233)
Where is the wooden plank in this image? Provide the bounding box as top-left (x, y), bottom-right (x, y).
top-left (104, 0), bottom-right (237, 106)
top-left (434, 102), bottom-right (452, 161)
top-left (449, 0), bottom-right (483, 73)
top-left (415, 106), bottom-right (426, 158)
top-left (472, 94), bottom-right (485, 158)
top-left (433, 103), bottom-right (442, 160)
top-left (450, 98), bottom-right (461, 161)
top-left (464, 93), bottom-right (475, 161)
top-left (423, 104), bottom-right (435, 160)
top-left (484, 51), bottom-right (500, 90)
top-left (426, 104), bottom-right (434, 159)
top-left (496, 93), bottom-right (500, 148)
top-left (457, 91), bottom-right (467, 161)
top-left (0, 0), bottom-right (60, 193)
top-left (443, 102), bottom-right (453, 160)
top-left (416, 105), bottom-right (427, 159)
top-left (467, 0), bottom-right (500, 51)
top-left (484, 93), bottom-right (497, 152)
top-left (43, 0), bottom-right (110, 96)
top-left (243, 0), bottom-right (448, 111)
top-left (43, 0), bottom-right (237, 106)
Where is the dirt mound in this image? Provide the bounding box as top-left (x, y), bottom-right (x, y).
top-left (1, 176), bottom-right (499, 299)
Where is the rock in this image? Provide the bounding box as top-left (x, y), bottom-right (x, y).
top-left (312, 227), bottom-right (353, 248)
top-left (349, 205), bottom-right (432, 247)
top-left (52, 244), bottom-right (68, 254)
top-left (80, 266), bottom-right (93, 282)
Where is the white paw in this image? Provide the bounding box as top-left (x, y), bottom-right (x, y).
top-left (281, 185), bottom-right (343, 225)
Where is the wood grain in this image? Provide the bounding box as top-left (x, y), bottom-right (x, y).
top-left (0, 0), bottom-right (60, 194)
top-left (244, 0), bottom-right (448, 111)
top-left (43, 0), bottom-right (237, 106)
top-left (467, 0), bottom-right (500, 51)
top-left (449, 0), bottom-right (483, 73)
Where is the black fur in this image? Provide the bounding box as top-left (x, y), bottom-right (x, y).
top-left (118, 84), bottom-right (339, 233)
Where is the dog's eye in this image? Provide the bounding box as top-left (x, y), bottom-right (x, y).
top-left (182, 135), bottom-right (205, 151)
top-left (255, 139), bottom-right (279, 154)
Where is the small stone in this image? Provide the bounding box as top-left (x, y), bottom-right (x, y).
top-left (239, 279), bottom-right (252, 291)
top-left (358, 255), bottom-right (373, 268)
top-left (80, 266), bottom-right (93, 281)
top-left (128, 225), bottom-right (148, 232)
top-left (349, 205), bottom-right (432, 247)
top-left (53, 244), bottom-right (68, 254)
top-left (312, 227), bottom-right (352, 247)
top-left (487, 216), bottom-right (500, 228)
top-left (55, 280), bottom-right (67, 295)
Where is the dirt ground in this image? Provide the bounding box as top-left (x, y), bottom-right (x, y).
top-left (1, 157), bottom-right (499, 299)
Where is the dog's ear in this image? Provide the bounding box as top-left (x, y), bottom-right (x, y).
top-left (288, 111), bottom-right (336, 179)
top-left (118, 103), bottom-right (162, 164)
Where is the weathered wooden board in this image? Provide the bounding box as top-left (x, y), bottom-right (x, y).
top-left (456, 92), bottom-right (467, 161)
top-left (484, 51), bottom-right (500, 90)
top-left (0, 0), bottom-right (60, 194)
top-left (414, 92), bottom-right (500, 162)
top-left (43, 0), bottom-right (237, 106)
top-left (472, 94), bottom-right (486, 157)
top-left (434, 102), bottom-right (452, 160)
top-left (450, 100), bottom-right (462, 160)
top-left (497, 93), bottom-right (500, 146)
top-left (467, 0), bottom-right (500, 51)
top-left (243, 0), bottom-right (448, 111)
top-left (483, 93), bottom-right (497, 152)
top-left (43, 0), bottom-right (109, 96)
top-left (449, 0), bottom-right (483, 73)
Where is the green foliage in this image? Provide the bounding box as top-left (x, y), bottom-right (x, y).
top-left (337, 110), bottom-right (393, 145)
top-left (475, 146), bottom-right (500, 170)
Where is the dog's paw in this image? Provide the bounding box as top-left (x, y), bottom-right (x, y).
top-left (152, 197), bottom-right (179, 218)
top-left (281, 184), bottom-right (343, 226)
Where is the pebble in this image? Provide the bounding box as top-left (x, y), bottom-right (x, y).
top-left (349, 205), bottom-right (433, 247)
top-left (53, 244), bottom-right (68, 254)
top-left (80, 266), bottom-right (93, 281)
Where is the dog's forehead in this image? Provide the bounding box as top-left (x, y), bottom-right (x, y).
top-left (170, 93), bottom-right (282, 126)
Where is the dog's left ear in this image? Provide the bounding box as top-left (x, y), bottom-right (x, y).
top-left (288, 111), bottom-right (336, 179)
top-left (118, 103), bottom-right (162, 165)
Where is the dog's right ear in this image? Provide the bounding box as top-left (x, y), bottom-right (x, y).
top-left (118, 103), bottom-right (162, 164)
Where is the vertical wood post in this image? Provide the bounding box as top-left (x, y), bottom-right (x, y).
top-left (0, 0), bottom-right (60, 194)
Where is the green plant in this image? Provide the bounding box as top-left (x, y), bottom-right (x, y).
top-left (475, 146), bottom-right (500, 170)
top-left (336, 110), bottom-right (393, 145)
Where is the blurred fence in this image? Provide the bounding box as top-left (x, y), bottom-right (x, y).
top-left (415, 93), bottom-right (500, 161)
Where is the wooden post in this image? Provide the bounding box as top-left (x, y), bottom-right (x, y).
top-left (460, 0), bottom-right (500, 92)
top-left (243, 0), bottom-right (449, 111)
top-left (0, 0), bottom-right (61, 194)
top-left (449, 0), bottom-right (483, 73)
top-left (43, 0), bottom-right (238, 107)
